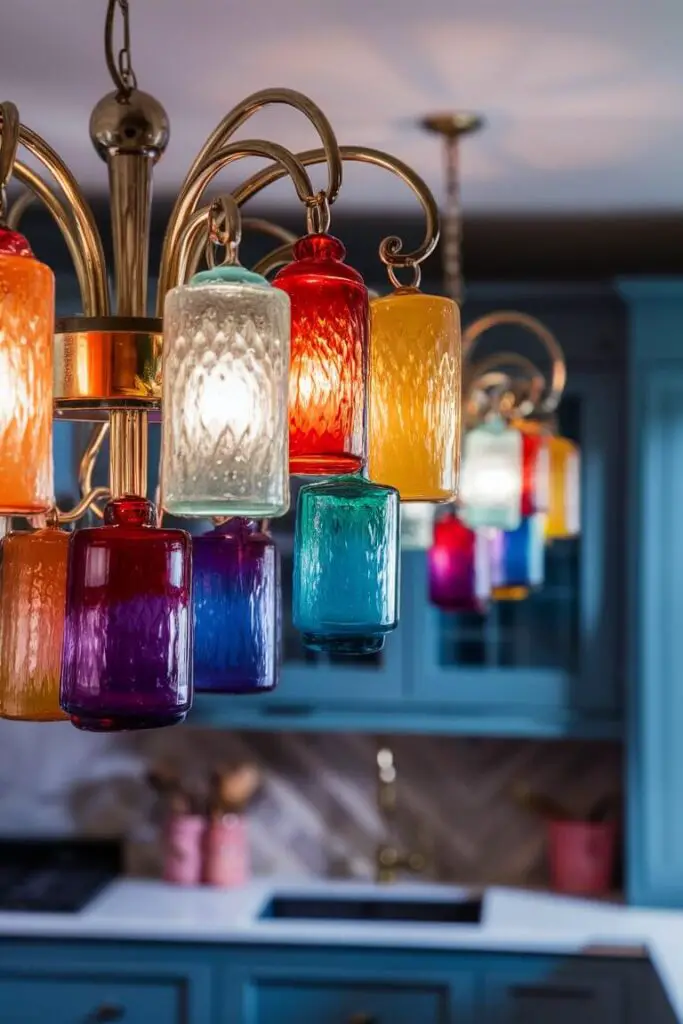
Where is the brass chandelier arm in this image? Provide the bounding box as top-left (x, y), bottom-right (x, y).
top-left (465, 352), bottom-right (547, 420)
top-left (5, 187), bottom-right (34, 229)
top-left (186, 214), bottom-right (297, 280)
top-left (79, 422), bottom-right (110, 520)
top-left (181, 88), bottom-right (342, 211)
top-left (56, 486), bottom-right (111, 525)
top-left (252, 242), bottom-right (295, 277)
top-left (158, 140), bottom-right (315, 304)
top-left (0, 110), bottom-right (109, 315)
top-left (463, 311), bottom-right (567, 416)
top-left (12, 162), bottom-right (96, 316)
top-left (232, 144), bottom-right (440, 271)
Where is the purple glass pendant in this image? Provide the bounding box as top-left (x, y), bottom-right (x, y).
top-left (192, 519), bottom-right (281, 694)
top-left (60, 496), bottom-right (193, 731)
top-left (427, 513), bottom-right (491, 613)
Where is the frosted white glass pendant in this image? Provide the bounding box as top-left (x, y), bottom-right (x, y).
top-left (161, 265), bottom-right (291, 517)
top-left (459, 417), bottom-right (523, 531)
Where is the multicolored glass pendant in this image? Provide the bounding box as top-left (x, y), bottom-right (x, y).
top-left (0, 525), bottom-right (68, 721)
top-left (368, 289), bottom-right (461, 501)
top-left (547, 436), bottom-right (581, 539)
top-left (491, 514), bottom-right (545, 599)
top-left (428, 513), bottom-right (491, 612)
top-left (460, 417), bottom-right (523, 531)
top-left (0, 227), bottom-right (54, 515)
top-left (60, 496), bottom-right (192, 731)
top-left (161, 265), bottom-right (290, 517)
top-left (293, 475), bottom-right (400, 654)
top-left (273, 234), bottom-right (368, 475)
top-left (192, 518), bottom-right (280, 694)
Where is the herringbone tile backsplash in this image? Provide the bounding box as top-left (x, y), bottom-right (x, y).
top-left (0, 721), bottom-right (622, 888)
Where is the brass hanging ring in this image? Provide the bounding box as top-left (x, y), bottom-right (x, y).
top-left (387, 263), bottom-right (421, 291)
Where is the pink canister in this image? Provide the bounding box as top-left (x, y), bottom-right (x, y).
top-left (202, 815), bottom-right (249, 887)
top-left (163, 814), bottom-right (204, 885)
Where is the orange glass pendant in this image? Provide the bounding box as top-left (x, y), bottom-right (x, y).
top-left (547, 436), bottom-right (581, 539)
top-left (0, 525), bottom-right (69, 721)
top-left (0, 226), bottom-right (54, 515)
top-left (368, 289), bottom-right (461, 501)
top-left (273, 234), bottom-right (368, 475)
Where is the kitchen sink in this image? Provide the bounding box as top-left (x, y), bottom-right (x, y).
top-left (259, 893), bottom-right (483, 925)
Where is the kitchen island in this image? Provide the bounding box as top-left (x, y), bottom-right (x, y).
top-left (0, 880), bottom-right (678, 1022)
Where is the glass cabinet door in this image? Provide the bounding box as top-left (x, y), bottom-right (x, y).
top-left (405, 372), bottom-right (622, 721)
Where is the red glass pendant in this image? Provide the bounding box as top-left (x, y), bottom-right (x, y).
top-left (274, 234), bottom-right (368, 475)
top-left (519, 422), bottom-right (550, 517)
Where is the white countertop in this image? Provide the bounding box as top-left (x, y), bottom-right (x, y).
top-left (0, 880), bottom-right (681, 1017)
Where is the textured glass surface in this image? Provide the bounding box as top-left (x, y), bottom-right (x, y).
top-left (274, 235), bottom-right (368, 476)
top-left (193, 519), bottom-right (281, 693)
top-left (460, 420), bottom-right (523, 530)
top-left (0, 527), bottom-right (68, 721)
top-left (0, 250), bottom-right (54, 515)
top-left (293, 474), bottom-right (399, 654)
top-left (428, 513), bottom-right (490, 612)
top-left (60, 497), bottom-right (192, 731)
top-left (547, 436), bottom-right (581, 539)
top-left (162, 280), bottom-right (290, 517)
top-left (369, 290), bottom-right (461, 501)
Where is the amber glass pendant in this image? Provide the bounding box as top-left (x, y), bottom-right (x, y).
top-left (547, 436), bottom-right (581, 539)
top-left (0, 226), bottom-right (54, 515)
top-left (0, 524), bottom-right (69, 721)
top-left (369, 288), bottom-right (461, 501)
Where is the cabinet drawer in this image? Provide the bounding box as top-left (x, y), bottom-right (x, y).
top-left (0, 974), bottom-right (185, 1024)
top-left (251, 978), bottom-right (449, 1024)
top-left (483, 967), bottom-right (625, 1024)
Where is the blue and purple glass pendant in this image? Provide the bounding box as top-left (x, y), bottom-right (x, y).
top-left (491, 514), bottom-right (545, 593)
top-left (192, 518), bottom-right (280, 693)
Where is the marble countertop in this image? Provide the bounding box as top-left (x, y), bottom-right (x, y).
top-left (0, 880), bottom-right (681, 1017)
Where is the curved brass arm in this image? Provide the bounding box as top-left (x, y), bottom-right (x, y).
top-left (466, 352), bottom-right (547, 420)
top-left (186, 214), bottom-right (296, 280)
top-left (463, 311), bottom-right (567, 415)
top-left (12, 162), bottom-right (97, 315)
top-left (56, 486), bottom-right (110, 525)
top-left (157, 140), bottom-right (315, 305)
top-left (252, 242), bottom-right (295, 277)
top-left (181, 88), bottom-right (342, 210)
top-left (5, 187), bottom-right (33, 229)
top-left (79, 422), bottom-right (110, 520)
top-left (232, 144), bottom-right (439, 272)
top-left (0, 110), bottom-right (109, 315)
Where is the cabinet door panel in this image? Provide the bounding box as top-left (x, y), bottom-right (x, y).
top-left (0, 976), bottom-right (182, 1024)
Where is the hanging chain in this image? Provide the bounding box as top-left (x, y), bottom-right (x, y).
top-left (105, 0), bottom-right (138, 99)
top-left (442, 133), bottom-right (463, 305)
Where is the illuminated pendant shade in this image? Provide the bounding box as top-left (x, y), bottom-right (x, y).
top-left (491, 514), bottom-right (545, 599)
top-left (273, 234), bottom-right (368, 475)
top-left (60, 496), bottom-right (192, 731)
top-left (0, 525), bottom-right (68, 721)
top-left (161, 266), bottom-right (290, 517)
top-left (547, 436), bottom-right (581, 539)
top-left (293, 475), bottom-right (400, 654)
top-left (516, 420), bottom-right (550, 517)
top-left (0, 226), bottom-right (54, 515)
top-left (369, 288), bottom-right (461, 500)
top-left (428, 513), bottom-right (491, 612)
top-left (192, 518), bottom-right (281, 694)
top-left (460, 418), bottom-right (523, 531)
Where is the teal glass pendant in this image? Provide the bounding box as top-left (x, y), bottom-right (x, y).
top-left (293, 475), bottom-right (400, 655)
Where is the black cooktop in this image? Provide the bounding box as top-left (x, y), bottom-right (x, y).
top-left (0, 839), bottom-right (122, 913)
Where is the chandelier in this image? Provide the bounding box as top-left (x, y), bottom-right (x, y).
top-left (0, 2), bottom-right (577, 731)
top-left (418, 114), bottom-right (581, 611)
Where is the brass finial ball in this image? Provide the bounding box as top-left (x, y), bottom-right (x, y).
top-left (89, 90), bottom-right (169, 162)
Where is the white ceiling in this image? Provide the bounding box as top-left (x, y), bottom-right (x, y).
top-left (2, 0), bottom-right (683, 215)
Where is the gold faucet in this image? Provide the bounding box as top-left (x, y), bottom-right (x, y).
top-left (375, 745), bottom-right (428, 884)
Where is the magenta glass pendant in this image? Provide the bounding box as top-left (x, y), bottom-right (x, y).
top-left (192, 519), bottom-right (281, 694)
top-left (428, 513), bottom-right (491, 612)
top-left (60, 496), bottom-right (193, 731)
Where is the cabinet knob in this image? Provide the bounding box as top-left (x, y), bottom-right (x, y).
top-left (348, 1014), bottom-right (377, 1024)
top-left (85, 1005), bottom-right (126, 1023)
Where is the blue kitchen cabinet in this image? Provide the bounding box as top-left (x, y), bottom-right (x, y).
top-left (482, 958), bottom-right (626, 1023)
top-left (622, 279), bottom-right (683, 907)
top-left (404, 369), bottom-right (623, 736)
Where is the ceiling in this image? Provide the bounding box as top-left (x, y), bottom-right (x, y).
top-left (2, 0), bottom-right (683, 216)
